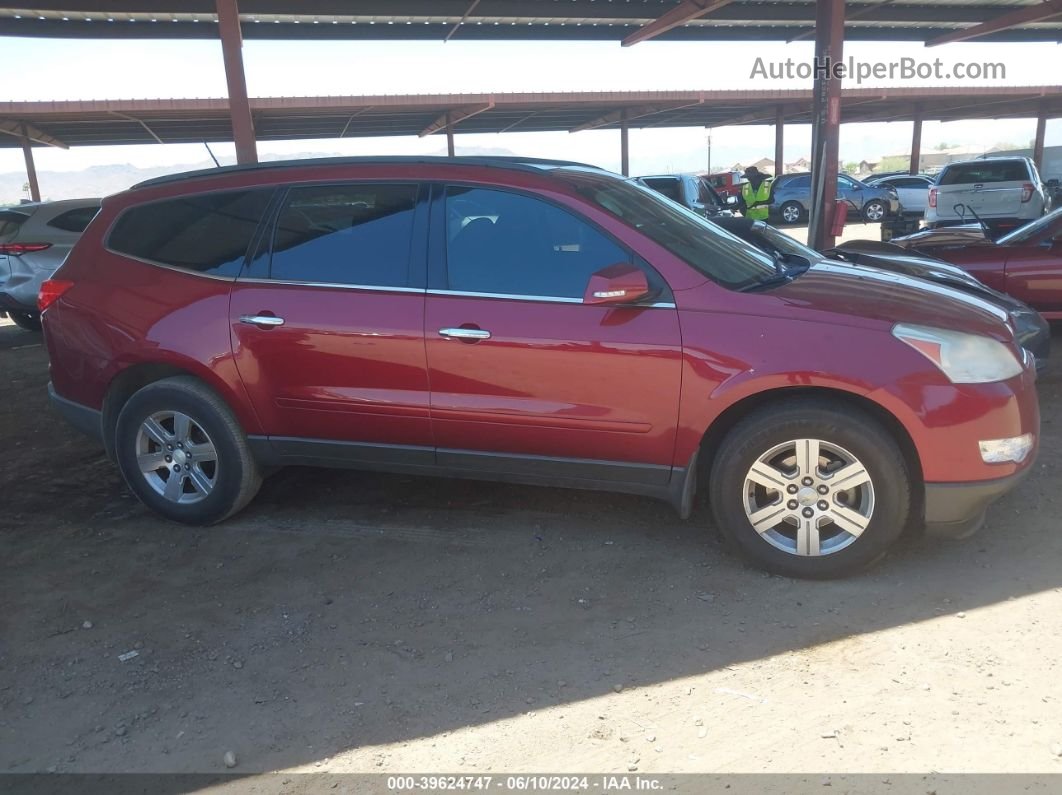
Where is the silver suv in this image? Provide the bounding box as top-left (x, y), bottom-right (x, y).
top-left (0, 198), bottom-right (100, 330)
top-left (926, 157), bottom-right (1047, 236)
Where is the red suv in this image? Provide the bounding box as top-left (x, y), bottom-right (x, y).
top-left (41, 157), bottom-right (1039, 578)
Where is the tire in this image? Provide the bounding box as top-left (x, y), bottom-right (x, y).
top-left (9, 311), bottom-right (41, 331)
top-left (708, 399), bottom-right (911, 579)
top-left (862, 199), bottom-right (887, 223)
top-left (780, 201), bottom-right (804, 224)
top-left (114, 376), bottom-right (261, 525)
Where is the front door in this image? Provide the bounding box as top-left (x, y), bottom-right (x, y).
top-left (1004, 237), bottom-right (1062, 317)
top-left (424, 185), bottom-right (683, 486)
top-left (230, 182), bottom-right (433, 461)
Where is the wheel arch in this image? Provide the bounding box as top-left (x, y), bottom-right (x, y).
top-left (695, 386), bottom-right (924, 519)
top-left (101, 360), bottom-right (257, 461)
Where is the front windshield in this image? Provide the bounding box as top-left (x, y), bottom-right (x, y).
top-left (553, 169), bottom-right (779, 291)
top-left (751, 222), bottom-right (822, 261)
top-left (997, 207), bottom-right (1062, 246)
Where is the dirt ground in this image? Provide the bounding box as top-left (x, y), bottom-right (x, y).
top-left (2, 314), bottom-right (1062, 785)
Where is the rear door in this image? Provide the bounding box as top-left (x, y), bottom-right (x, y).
top-left (229, 181), bottom-right (434, 460)
top-left (885, 177), bottom-right (930, 212)
top-left (423, 184), bottom-right (683, 484)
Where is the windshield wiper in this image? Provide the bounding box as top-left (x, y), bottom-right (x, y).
top-left (738, 256), bottom-right (810, 293)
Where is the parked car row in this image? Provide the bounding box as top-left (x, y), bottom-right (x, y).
top-left (0, 198), bottom-right (100, 330)
top-left (38, 156), bottom-right (1040, 580)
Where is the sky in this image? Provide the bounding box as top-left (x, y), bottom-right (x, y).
top-left (1, 34), bottom-right (1059, 182)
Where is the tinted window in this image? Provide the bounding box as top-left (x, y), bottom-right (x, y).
top-left (888, 177), bottom-right (927, 189)
top-left (47, 205), bottom-right (100, 233)
top-left (109, 190), bottom-right (271, 276)
top-left (0, 210), bottom-right (29, 242)
top-left (445, 186), bottom-right (630, 299)
top-left (939, 161), bottom-right (1030, 185)
top-left (642, 177), bottom-right (683, 204)
top-left (270, 184), bottom-right (418, 287)
top-left (782, 175), bottom-right (811, 190)
top-left (553, 170), bottom-right (778, 292)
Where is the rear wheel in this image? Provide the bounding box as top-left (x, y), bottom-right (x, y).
top-left (8, 312), bottom-right (41, 331)
top-left (708, 399), bottom-right (911, 579)
top-left (780, 201), bottom-right (804, 224)
top-left (114, 376), bottom-right (261, 525)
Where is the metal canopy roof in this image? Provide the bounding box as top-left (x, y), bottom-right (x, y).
top-left (0, 1), bottom-right (1061, 43)
top-left (2, 87), bottom-right (1059, 149)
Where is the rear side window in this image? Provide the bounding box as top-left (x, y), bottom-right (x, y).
top-left (269, 183), bottom-right (418, 287)
top-left (108, 189), bottom-right (272, 276)
top-left (642, 178), bottom-right (683, 203)
top-left (939, 161), bottom-right (1030, 185)
top-left (0, 210), bottom-right (29, 242)
top-left (47, 205), bottom-right (100, 233)
top-left (782, 175), bottom-right (811, 190)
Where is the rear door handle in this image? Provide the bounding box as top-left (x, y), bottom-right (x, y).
top-left (439, 327), bottom-right (491, 341)
top-left (239, 314), bottom-right (285, 327)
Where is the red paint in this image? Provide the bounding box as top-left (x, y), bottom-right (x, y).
top-left (927, 218), bottom-right (1062, 320)
top-left (43, 159), bottom-right (1039, 499)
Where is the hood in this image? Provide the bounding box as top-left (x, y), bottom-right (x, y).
top-left (827, 242), bottom-right (985, 289)
top-left (771, 261), bottom-right (1013, 341)
top-left (891, 225), bottom-right (993, 251)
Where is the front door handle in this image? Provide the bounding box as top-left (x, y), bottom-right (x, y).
top-left (439, 327), bottom-right (491, 341)
top-left (240, 314), bottom-right (285, 328)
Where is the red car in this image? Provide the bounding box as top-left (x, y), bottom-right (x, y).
top-left (40, 157), bottom-right (1039, 578)
top-left (895, 208), bottom-right (1062, 320)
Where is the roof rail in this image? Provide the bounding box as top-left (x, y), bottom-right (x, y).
top-left (131, 155), bottom-right (601, 190)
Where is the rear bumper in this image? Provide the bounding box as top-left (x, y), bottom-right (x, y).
top-left (48, 382), bottom-right (104, 446)
top-left (0, 291), bottom-right (35, 314)
top-left (924, 468), bottom-right (1030, 539)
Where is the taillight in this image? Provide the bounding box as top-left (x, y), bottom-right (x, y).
top-left (928, 187), bottom-right (937, 208)
top-left (38, 279), bottom-right (74, 313)
top-left (1020, 183), bottom-right (1034, 203)
top-left (0, 242), bottom-right (52, 256)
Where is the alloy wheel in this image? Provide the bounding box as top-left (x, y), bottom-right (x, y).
top-left (742, 438), bottom-right (875, 557)
top-left (135, 411), bottom-right (218, 504)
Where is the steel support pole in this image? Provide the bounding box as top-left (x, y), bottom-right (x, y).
top-left (446, 113), bottom-right (455, 157)
top-left (20, 124), bottom-right (40, 202)
top-left (910, 110), bottom-right (923, 176)
top-left (808, 0), bottom-right (845, 250)
top-left (774, 106), bottom-right (785, 177)
top-left (215, 0), bottom-right (257, 164)
top-left (1033, 107), bottom-right (1047, 173)
top-left (620, 111), bottom-right (630, 176)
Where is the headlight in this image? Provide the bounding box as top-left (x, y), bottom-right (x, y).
top-left (892, 323), bottom-right (1023, 384)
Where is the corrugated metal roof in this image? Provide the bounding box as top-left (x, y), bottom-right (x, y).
top-left (3, 87), bottom-right (1059, 149)
top-left (0, 2), bottom-right (1059, 42)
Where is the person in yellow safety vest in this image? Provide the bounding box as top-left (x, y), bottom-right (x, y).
top-left (739, 166), bottom-right (774, 221)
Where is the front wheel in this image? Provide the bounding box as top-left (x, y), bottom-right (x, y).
top-left (863, 199), bottom-right (887, 222)
top-left (708, 399), bottom-right (911, 579)
top-left (114, 376), bottom-right (261, 525)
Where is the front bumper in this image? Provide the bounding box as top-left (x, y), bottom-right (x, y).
top-left (924, 468), bottom-right (1030, 539)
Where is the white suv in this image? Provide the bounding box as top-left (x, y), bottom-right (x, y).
top-left (926, 157), bottom-right (1047, 236)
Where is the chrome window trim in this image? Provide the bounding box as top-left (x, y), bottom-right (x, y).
top-left (101, 250), bottom-right (237, 281)
top-left (427, 288), bottom-right (675, 308)
top-left (236, 276), bottom-right (424, 293)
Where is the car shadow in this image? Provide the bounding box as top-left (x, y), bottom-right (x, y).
top-left (1, 325), bottom-right (1060, 777)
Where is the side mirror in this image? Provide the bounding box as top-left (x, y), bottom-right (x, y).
top-left (583, 264), bottom-right (652, 306)
top-left (726, 195), bottom-right (738, 206)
